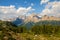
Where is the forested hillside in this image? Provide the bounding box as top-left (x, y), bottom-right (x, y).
top-left (0, 20), bottom-right (60, 40)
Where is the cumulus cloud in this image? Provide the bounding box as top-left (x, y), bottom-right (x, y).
top-left (40, 0), bottom-right (49, 4)
top-left (40, 1), bottom-right (60, 17)
top-left (0, 5), bottom-right (35, 20)
top-left (17, 6), bottom-right (34, 15)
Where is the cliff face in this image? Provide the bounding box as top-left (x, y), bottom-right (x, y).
top-left (41, 15), bottom-right (60, 21)
top-left (25, 14), bottom-right (60, 23)
top-left (24, 14), bottom-right (40, 23)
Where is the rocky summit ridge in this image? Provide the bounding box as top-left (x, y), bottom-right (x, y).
top-left (6, 13), bottom-right (60, 23)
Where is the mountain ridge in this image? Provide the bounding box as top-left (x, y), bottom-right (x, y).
top-left (1, 14), bottom-right (60, 26)
top-left (11, 14), bottom-right (60, 26)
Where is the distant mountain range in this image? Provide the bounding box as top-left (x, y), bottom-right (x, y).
top-left (7, 14), bottom-right (60, 21)
top-left (11, 14), bottom-right (60, 26)
top-left (2, 13), bottom-right (60, 26)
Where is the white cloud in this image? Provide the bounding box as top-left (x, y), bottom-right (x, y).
top-left (17, 6), bottom-right (35, 15)
top-left (40, 1), bottom-right (60, 17)
top-left (0, 5), bottom-right (35, 20)
top-left (40, 0), bottom-right (49, 4)
top-left (0, 5), bottom-right (16, 14)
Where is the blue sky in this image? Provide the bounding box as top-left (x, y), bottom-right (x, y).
top-left (0, 0), bottom-right (60, 13)
top-left (0, 0), bottom-right (60, 20)
top-left (0, 0), bottom-right (43, 13)
top-left (0, 0), bottom-right (55, 13)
